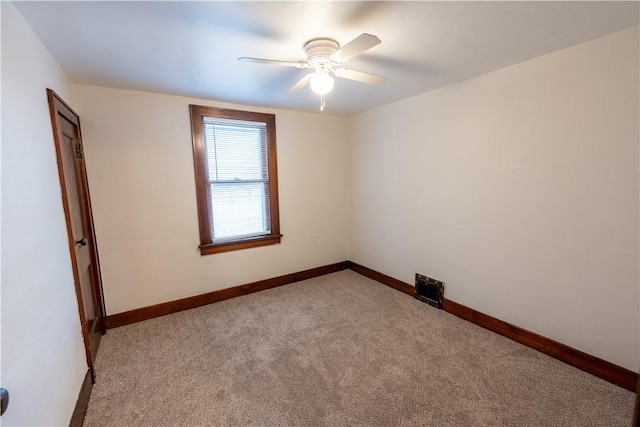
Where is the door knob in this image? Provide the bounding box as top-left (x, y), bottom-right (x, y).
top-left (76, 237), bottom-right (88, 246)
top-left (1, 388), bottom-right (8, 416)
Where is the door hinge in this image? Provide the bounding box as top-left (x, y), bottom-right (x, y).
top-left (75, 143), bottom-right (84, 159)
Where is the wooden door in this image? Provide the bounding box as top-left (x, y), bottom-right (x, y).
top-left (47, 89), bottom-right (105, 380)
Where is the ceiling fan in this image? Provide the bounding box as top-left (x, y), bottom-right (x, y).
top-left (239, 33), bottom-right (387, 111)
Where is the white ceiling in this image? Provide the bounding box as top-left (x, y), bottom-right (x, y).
top-left (15, 1), bottom-right (639, 116)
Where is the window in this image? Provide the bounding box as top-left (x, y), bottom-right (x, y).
top-left (189, 105), bottom-right (281, 255)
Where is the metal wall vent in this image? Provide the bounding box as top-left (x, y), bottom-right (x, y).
top-left (415, 274), bottom-right (444, 309)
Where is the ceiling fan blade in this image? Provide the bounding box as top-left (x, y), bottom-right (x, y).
top-left (238, 57), bottom-right (309, 69)
top-left (288, 73), bottom-right (313, 92)
top-left (334, 68), bottom-right (387, 85)
top-left (330, 33), bottom-right (381, 63)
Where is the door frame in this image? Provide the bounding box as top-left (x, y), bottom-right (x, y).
top-left (47, 89), bottom-right (106, 380)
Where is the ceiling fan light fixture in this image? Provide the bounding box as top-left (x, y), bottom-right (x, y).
top-left (310, 72), bottom-right (334, 95)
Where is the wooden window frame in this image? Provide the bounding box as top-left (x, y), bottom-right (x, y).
top-left (189, 105), bottom-right (281, 255)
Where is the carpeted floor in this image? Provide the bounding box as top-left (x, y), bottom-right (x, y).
top-left (84, 270), bottom-right (634, 426)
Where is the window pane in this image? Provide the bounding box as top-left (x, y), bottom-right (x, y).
top-left (209, 182), bottom-right (269, 240)
top-left (204, 120), bottom-right (267, 182)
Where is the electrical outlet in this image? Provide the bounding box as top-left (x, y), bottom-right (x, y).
top-left (312, 232), bottom-right (318, 243)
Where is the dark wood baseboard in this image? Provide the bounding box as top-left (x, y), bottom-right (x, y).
top-left (103, 259), bottom-right (638, 392)
top-left (347, 262), bottom-right (639, 392)
top-left (69, 369), bottom-right (92, 427)
top-left (348, 261), bottom-right (415, 296)
top-left (105, 261), bottom-right (350, 329)
top-left (443, 299), bottom-right (638, 392)
top-left (633, 377), bottom-right (640, 426)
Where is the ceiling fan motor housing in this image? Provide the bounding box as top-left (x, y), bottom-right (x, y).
top-left (304, 38), bottom-right (339, 69)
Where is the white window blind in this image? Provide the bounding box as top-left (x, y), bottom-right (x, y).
top-left (203, 117), bottom-right (271, 241)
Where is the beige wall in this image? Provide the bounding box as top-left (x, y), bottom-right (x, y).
top-left (1, 2), bottom-right (88, 425)
top-left (72, 85), bottom-right (350, 315)
top-left (349, 26), bottom-right (639, 371)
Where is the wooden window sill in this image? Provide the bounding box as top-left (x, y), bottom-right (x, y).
top-left (199, 234), bottom-right (283, 255)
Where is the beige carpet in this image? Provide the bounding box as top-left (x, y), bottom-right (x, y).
top-left (84, 270), bottom-right (634, 426)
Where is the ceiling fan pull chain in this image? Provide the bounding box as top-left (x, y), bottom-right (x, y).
top-left (320, 94), bottom-right (325, 111)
